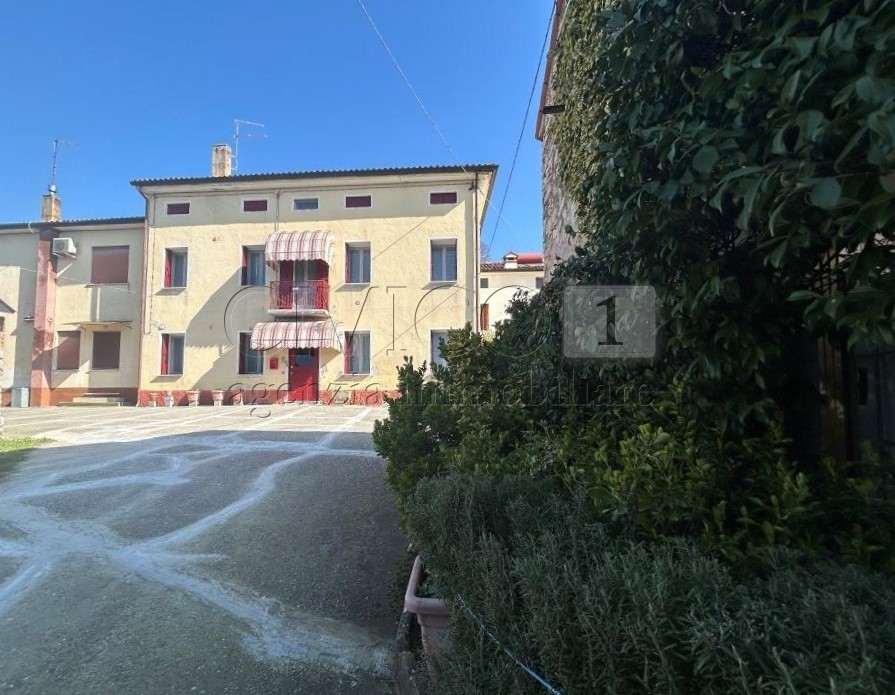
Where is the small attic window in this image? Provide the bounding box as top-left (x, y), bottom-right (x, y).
top-left (430, 191), bottom-right (458, 205)
top-left (166, 202), bottom-right (190, 215)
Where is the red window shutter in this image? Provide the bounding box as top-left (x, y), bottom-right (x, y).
top-left (56, 331), bottom-right (81, 370)
top-left (344, 335), bottom-right (351, 374)
top-left (164, 250), bottom-right (172, 288)
top-left (238, 333), bottom-right (247, 373)
top-left (241, 247), bottom-right (248, 285)
top-left (345, 195), bottom-right (371, 208)
top-left (430, 192), bottom-right (458, 205)
top-left (161, 335), bottom-right (169, 375)
top-left (91, 246), bottom-right (129, 284)
top-left (480, 303), bottom-right (490, 331)
top-left (279, 260), bottom-right (293, 283)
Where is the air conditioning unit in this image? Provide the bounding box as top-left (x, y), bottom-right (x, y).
top-left (52, 237), bottom-right (77, 257)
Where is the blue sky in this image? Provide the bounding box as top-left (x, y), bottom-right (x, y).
top-left (0, 1), bottom-right (553, 257)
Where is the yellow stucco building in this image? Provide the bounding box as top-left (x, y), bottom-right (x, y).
top-left (0, 148), bottom-right (497, 406)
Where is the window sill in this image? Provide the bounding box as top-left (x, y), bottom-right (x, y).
top-left (427, 280), bottom-right (458, 287)
top-left (89, 368), bottom-right (121, 372)
top-left (158, 286), bottom-right (187, 293)
top-left (86, 282), bottom-right (130, 288)
top-left (238, 372), bottom-right (265, 377)
top-left (155, 374), bottom-right (183, 378)
top-left (343, 281), bottom-right (371, 287)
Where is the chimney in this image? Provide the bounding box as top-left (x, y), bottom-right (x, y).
top-left (212, 144), bottom-right (232, 177)
top-left (503, 252), bottom-right (518, 270)
top-left (40, 190), bottom-right (62, 222)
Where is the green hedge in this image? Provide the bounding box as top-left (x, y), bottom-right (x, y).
top-left (409, 475), bottom-right (895, 694)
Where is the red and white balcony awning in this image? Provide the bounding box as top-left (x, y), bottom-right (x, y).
top-left (251, 320), bottom-right (343, 351)
top-left (265, 230), bottom-right (334, 265)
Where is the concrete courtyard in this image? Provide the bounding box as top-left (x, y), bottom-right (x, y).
top-left (0, 404), bottom-right (407, 694)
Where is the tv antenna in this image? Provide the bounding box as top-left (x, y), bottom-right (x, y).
top-left (232, 119), bottom-right (266, 173)
top-left (49, 138), bottom-right (78, 194)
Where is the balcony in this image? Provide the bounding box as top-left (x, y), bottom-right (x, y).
top-left (269, 280), bottom-right (330, 317)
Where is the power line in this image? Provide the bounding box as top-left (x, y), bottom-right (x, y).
top-left (486, 1), bottom-right (556, 253)
top-left (355, 0), bottom-right (467, 170)
top-left (353, 0), bottom-right (523, 241)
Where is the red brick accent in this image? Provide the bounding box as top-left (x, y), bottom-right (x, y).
top-left (29, 230), bottom-right (57, 407)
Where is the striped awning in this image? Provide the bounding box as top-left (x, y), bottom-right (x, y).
top-left (265, 230), bottom-right (334, 265)
top-left (251, 320), bottom-right (343, 350)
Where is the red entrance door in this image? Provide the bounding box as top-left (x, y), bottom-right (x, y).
top-left (288, 348), bottom-right (319, 402)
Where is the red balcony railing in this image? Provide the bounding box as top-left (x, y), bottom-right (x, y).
top-left (270, 280), bottom-right (329, 312)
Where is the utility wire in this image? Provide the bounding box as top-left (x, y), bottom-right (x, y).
top-left (355, 0), bottom-right (467, 171)
top-left (354, 0), bottom-right (523, 241)
top-left (486, 1), bottom-right (557, 254)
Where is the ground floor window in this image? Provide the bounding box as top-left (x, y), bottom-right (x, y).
top-left (239, 332), bottom-right (264, 375)
top-left (430, 330), bottom-right (449, 367)
top-left (92, 331), bottom-right (121, 370)
top-left (344, 331), bottom-right (371, 375)
top-left (161, 334), bottom-right (185, 375)
top-left (56, 330), bottom-right (81, 370)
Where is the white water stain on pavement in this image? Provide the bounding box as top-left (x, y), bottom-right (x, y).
top-left (0, 406), bottom-right (398, 684)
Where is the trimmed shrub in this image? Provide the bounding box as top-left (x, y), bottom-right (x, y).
top-left (409, 475), bottom-right (895, 694)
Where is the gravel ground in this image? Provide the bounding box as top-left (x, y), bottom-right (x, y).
top-left (0, 404), bottom-right (406, 694)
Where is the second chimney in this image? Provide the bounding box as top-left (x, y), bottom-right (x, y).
top-left (211, 144), bottom-right (232, 177)
top-left (41, 191), bottom-right (62, 222)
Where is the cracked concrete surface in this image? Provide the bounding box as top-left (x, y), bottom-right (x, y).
top-left (0, 405), bottom-right (406, 694)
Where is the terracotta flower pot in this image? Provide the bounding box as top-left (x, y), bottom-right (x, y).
top-left (230, 391), bottom-right (243, 406)
top-left (404, 555), bottom-right (450, 655)
top-left (211, 389), bottom-right (224, 406)
top-left (187, 390), bottom-right (200, 406)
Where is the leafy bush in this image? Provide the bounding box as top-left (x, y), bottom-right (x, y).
top-left (409, 475), bottom-right (895, 694)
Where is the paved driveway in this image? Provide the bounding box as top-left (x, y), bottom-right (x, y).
top-left (0, 405), bottom-right (406, 694)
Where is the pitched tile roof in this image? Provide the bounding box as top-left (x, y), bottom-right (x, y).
top-left (132, 164), bottom-right (498, 187)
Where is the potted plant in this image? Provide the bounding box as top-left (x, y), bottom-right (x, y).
top-left (404, 555), bottom-right (450, 655)
top-left (230, 390), bottom-right (244, 406)
top-left (211, 389), bottom-right (224, 406)
top-left (187, 390), bottom-right (200, 406)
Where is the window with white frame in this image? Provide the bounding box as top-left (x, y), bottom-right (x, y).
top-left (241, 247), bottom-right (265, 286)
top-left (238, 332), bottom-right (264, 375)
top-left (345, 243), bottom-right (371, 284)
top-left (293, 197), bottom-right (319, 211)
top-left (430, 330), bottom-right (449, 367)
top-left (344, 332), bottom-right (371, 375)
top-left (430, 240), bottom-right (457, 282)
top-left (161, 334), bottom-right (185, 375)
top-left (164, 249), bottom-right (188, 288)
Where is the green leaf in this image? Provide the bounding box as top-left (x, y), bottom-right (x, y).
top-left (692, 146), bottom-right (719, 175)
top-left (787, 290), bottom-right (819, 302)
top-left (809, 178), bottom-right (842, 209)
top-left (880, 173), bottom-right (895, 193)
top-left (768, 239), bottom-right (788, 268)
top-left (781, 70), bottom-right (800, 104)
top-left (787, 36), bottom-right (816, 59)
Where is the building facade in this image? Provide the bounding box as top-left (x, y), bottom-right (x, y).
top-left (536, 0), bottom-right (582, 280)
top-left (0, 216), bottom-right (145, 406)
top-left (0, 150), bottom-right (497, 407)
top-left (479, 252), bottom-right (544, 331)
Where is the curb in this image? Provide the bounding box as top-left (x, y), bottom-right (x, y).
top-left (394, 610), bottom-right (421, 695)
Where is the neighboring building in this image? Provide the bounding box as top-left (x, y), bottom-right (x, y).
top-left (536, 0), bottom-right (581, 279)
top-left (0, 208), bottom-right (145, 406)
top-left (0, 148), bottom-right (497, 406)
top-left (479, 252), bottom-right (544, 330)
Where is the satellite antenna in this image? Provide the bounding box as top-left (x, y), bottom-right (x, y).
top-left (49, 138), bottom-right (78, 194)
top-left (232, 119), bottom-right (266, 173)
